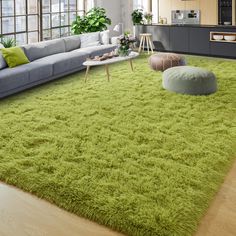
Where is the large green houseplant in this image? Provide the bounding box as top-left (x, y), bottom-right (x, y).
top-left (71, 7), bottom-right (111, 34)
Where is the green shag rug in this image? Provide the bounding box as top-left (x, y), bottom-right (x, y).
top-left (0, 54), bottom-right (235, 236)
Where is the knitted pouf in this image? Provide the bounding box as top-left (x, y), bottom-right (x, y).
top-left (149, 53), bottom-right (186, 72)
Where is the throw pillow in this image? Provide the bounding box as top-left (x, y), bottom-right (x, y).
top-left (100, 30), bottom-right (110, 45)
top-left (0, 52), bottom-right (7, 70)
top-left (1, 47), bottom-right (30, 68)
top-left (80, 32), bottom-right (101, 48)
top-left (0, 43), bottom-right (8, 70)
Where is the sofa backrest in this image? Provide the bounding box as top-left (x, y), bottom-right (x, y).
top-left (22, 38), bottom-right (66, 62)
top-left (63, 35), bottom-right (81, 52)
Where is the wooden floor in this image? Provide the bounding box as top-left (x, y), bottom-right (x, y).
top-left (0, 161), bottom-right (236, 236)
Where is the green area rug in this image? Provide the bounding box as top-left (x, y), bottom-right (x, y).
top-left (0, 54), bottom-right (235, 236)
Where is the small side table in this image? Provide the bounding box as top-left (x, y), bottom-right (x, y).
top-left (138, 33), bottom-right (154, 54)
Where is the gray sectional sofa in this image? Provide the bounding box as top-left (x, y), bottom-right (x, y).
top-left (0, 32), bottom-right (117, 98)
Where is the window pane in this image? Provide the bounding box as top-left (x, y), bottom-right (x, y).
top-left (70, 0), bottom-right (77, 11)
top-left (16, 1), bottom-right (26, 15)
top-left (61, 13), bottom-right (68, 26)
top-left (52, 13), bottom-right (60, 27)
top-left (16, 16), bottom-right (26, 32)
top-left (28, 15), bottom-right (38, 31)
top-left (152, 0), bottom-right (158, 23)
top-left (2, 17), bottom-right (14, 33)
top-left (69, 12), bottom-right (77, 24)
top-left (60, 26), bottom-right (69, 37)
top-left (43, 14), bottom-right (51, 29)
top-left (52, 28), bottom-right (60, 39)
top-left (61, 0), bottom-right (69, 12)
top-left (16, 33), bottom-right (27, 45)
top-left (28, 0), bottom-right (38, 14)
top-left (28, 31), bottom-right (38, 43)
top-left (42, 0), bottom-right (50, 13)
top-left (52, 0), bottom-right (60, 12)
top-left (43, 29), bottom-right (51, 40)
top-left (2, 0), bottom-right (14, 16)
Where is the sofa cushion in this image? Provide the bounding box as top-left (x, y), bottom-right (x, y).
top-left (80, 32), bottom-right (101, 48)
top-left (19, 61), bottom-right (53, 82)
top-left (0, 67), bottom-right (29, 93)
top-left (22, 39), bottom-right (66, 62)
top-left (63, 35), bottom-right (81, 52)
top-left (0, 52), bottom-right (7, 70)
top-left (36, 51), bottom-right (90, 76)
top-left (75, 45), bottom-right (117, 58)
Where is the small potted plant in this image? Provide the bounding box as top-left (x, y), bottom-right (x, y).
top-left (144, 12), bottom-right (153, 25)
top-left (131, 9), bottom-right (144, 25)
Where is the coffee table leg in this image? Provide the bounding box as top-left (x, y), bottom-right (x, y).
top-left (105, 64), bottom-right (110, 82)
top-left (85, 65), bottom-right (90, 82)
top-left (129, 59), bottom-right (134, 72)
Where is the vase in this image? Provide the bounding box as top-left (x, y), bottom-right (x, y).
top-left (118, 48), bottom-right (130, 57)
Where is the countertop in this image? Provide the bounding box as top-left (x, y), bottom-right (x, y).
top-left (141, 24), bottom-right (236, 29)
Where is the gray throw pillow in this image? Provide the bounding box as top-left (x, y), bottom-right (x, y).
top-left (0, 52), bottom-right (7, 70)
top-left (80, 32), bottom-right (101, 48)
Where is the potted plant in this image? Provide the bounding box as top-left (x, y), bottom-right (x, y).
top-left (117, 32), bottom-right (136, 57)
top-left (0, 35), bottom-right (16, 48)
top-left (71, 7), bottom-right (111, 34)
top-left (144, 12), bottom-right (153, 25)
top-left (131, 9), bottom-right (143, 25)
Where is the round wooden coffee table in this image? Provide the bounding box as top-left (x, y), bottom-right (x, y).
top-left (83, 52), bottom-right (139, 82)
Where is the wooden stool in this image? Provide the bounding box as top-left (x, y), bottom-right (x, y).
top-left (138, 33), bottom-right (154, 54)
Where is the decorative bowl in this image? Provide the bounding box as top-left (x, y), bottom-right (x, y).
top-left (224, 35), bottom-right (236, 41)
top-left (213, 35), bottom-right (224, 40)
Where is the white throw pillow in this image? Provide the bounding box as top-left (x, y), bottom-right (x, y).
top-left (100, 30), bottom-right (110, 45)
top-left (80, 32), bottom-right (101, 48)
top-left (0, 43), bottom-right (4, 49)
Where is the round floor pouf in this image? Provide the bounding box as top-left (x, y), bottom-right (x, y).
top-left (162, 66), bottom-right (217, 95)
top-left (149, 53), bottom-right (186, 72)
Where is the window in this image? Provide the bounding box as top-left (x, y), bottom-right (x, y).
top-left (0, 0), bottom-right (94, 45)
top-left (0, 0), bottom-right (39, 45)
top-left (133, 0), bottom-right (159, 23)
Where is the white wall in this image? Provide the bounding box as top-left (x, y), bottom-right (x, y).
top-left (121, 0), bottom-right (134, 32)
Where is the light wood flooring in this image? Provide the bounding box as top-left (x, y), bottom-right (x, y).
top-left (0, 160), bottom-right (236, 236)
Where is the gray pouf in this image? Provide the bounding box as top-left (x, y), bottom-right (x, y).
top-left (162, 66), bottom-right (217, 95)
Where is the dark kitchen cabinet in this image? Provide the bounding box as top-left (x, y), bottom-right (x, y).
top-left (210, 42), bottom-right (236, 57)
top-left (145, 26), bottom-right (170, 51)
top-left (169, 27), bottom-right (189, 53)
top-left (189, 27), bottom-right (210, 55)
